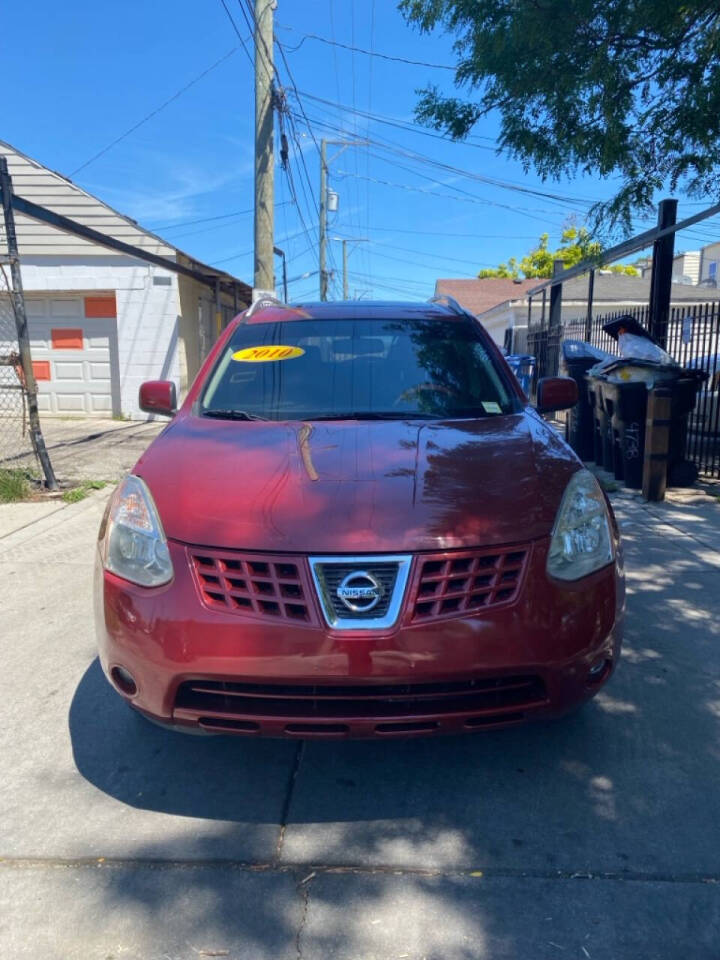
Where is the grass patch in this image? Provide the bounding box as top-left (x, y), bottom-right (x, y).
top-left (0, 469), bottom-right (31, 503)
top-left (61, 479), bottom-right (107, 504)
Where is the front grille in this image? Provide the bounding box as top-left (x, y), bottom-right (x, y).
top-left (174, 674), bottom-right (548, 723)
top-left (189, 549), bottom-right (317, 623)
top-left (309, 554), bottom-right (412, 629)
top-left (314, 562), bottom-right (398, 620)
top-left (410, 546), bottom-right (529, 622)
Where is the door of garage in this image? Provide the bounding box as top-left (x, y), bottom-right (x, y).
top-left (26, 295), bottom-right (120, 416)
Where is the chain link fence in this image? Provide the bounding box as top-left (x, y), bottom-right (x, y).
top-left (0, 275), bottom-right (38, 474)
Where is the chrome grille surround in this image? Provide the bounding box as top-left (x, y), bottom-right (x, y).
top-left (309, 554), bottom-right (412, 630)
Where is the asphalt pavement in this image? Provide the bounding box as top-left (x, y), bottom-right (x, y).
top-left (1, 484), bottom-right (720, 959)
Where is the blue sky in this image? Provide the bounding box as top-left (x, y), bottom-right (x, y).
top-left (4, 0), bottom-right (718, 301)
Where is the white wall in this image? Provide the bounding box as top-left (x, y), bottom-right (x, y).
top-left (18, 255), bottom-right (181, 419)
top-left (700, 243), bottom-right (720, 284)
top-left (673, 251), bottom-right (701, 285)
top-left (477, 304), bottom-right (519, 346)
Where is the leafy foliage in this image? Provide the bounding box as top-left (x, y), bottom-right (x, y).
top-left (477, 227), bottom-right (639, 278)
top-left (400, 0), bottom-right (720, 230)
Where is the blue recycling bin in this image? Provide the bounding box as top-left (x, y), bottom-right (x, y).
top-left (505, 354), bottom-right (535, 396)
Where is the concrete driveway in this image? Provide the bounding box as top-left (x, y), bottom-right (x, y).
top-left (1, 486), bottom-right (720, 959)
top-left (5, 417), bottom-right (164, 483)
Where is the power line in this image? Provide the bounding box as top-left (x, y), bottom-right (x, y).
top-left (293, 104), bottom-right (598, 208)
top-left (292, 89), bottom-right (497, 149)
top-left (361, 247), bottom-right (485, 277)
top-left (211, 225), bottom-right (317, 265)
top-left (276, 23), bottom-right (456, 71)
top-left (334, 233), bottom-right (498, 269)
top-left (346, 225), bottom-right (541, 239)
top-left (333, 168), bottom-right (561, 224)
top-left (150, 207), bottom-right (253, 231)
top-left (70, 47), bottom-right (241, 176)
top-left (218, 0), bottom-right (254, 66)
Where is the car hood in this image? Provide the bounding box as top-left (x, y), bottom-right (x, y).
top-left (135, 412), bottom-right (580, 553)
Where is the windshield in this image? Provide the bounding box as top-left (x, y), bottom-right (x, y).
top-left (200, 317), bottom-right (519, 421)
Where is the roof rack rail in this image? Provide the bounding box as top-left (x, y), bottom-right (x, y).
top-left (245, 294), bottom-right (292, 319)
top-left (428, 294), bottom-right (468, 317)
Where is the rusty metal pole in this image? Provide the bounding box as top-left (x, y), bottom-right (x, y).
top-left (0, 156), bottom-right (57, 490)
top-left (642, 387), bottom-right (672, 501)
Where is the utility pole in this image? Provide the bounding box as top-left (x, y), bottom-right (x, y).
top-left (253, 0), bottom-right (275, 297)
top-left (319, 138), bottom-right (369, 301)
top-left (0, 157), bottom-right (58, 490)
top-left (330, 236), bottom-right (368, 300)
top-left (319, 139), bottom-right (328, 301)
top-left (342, 240), bottom-right (348, 300)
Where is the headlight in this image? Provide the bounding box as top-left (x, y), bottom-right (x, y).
top-left (102, 475), bottom-right (173, 587)
top-left (547, 469), bottom-right (614, 581)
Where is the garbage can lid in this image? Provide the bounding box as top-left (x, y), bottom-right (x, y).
top-left (602, 314), bottom-right (660, 344)
top-left (561, 339), bottom-right (613, 361)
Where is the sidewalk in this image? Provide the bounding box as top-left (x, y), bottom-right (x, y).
top-left (1, 484), bottom-right (720, 959)
top-left (4, 417), bottom-right (165, 483)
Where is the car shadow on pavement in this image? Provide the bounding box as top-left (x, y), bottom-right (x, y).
top-left (69, 658), bottom-right (299, 824)
top-left (69, 623), bottom-right (720, 875)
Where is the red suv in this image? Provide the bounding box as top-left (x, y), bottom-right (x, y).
top-left (95, 298), bottom-right (624, 738)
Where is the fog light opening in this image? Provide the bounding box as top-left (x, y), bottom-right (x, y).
top-left (587, 658), bottom-right (611, 686)
top-left (111, 665), bottom-right (138, 697)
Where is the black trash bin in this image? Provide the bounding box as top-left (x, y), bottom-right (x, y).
top-left (600, 377), bottom-right (647, 488)
top-left (586, 374), bottom-right (615, 471)
top-left (594, 361), bottom-right (706, 489)
top-left (561, 340), bottom-right (611, 461)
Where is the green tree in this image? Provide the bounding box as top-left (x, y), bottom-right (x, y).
top-left (478, 227), bottom-right (639, 278)
top-left (400, 0), bottom-right (720, 230)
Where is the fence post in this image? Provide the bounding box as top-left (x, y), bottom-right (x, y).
top-left (548, 259), bottom-right (564, 376)
top-left (584, 269), bottom-right (595, 342)
top-left (642, 387), bottom-right (672, 501)
top-left (0, 156), bottom-right (58, 490)
top-left (649, 198), bottom-right (677, 348)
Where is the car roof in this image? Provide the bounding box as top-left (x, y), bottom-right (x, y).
top-left (241, 299), bottom-right (471, 325)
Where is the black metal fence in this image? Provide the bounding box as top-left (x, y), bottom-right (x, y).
top-left (530, 300), bottom-right (720, 479)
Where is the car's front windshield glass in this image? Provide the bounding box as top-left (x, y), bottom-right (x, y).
top-left (200, 316), bottom-right (518, 421)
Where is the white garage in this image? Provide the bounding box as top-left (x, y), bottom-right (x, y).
top-left (26, 295), bottom-right (119, 416)
top-left (1, 138), bottom-right (251, 419)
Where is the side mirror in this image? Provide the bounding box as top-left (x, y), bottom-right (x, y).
top-left (536, 376), bottom-right (578, 414)
top-left (139, 380), bottom-right (177, 417)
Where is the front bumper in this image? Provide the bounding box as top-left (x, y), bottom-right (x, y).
top-left (95, 537), bottom-right (624, 738)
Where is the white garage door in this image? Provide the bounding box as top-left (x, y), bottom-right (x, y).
top-left (27, 296), bottom-right (119, 416)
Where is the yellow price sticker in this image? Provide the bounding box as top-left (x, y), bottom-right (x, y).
top-left (232, 345), bottom-right (305, 362)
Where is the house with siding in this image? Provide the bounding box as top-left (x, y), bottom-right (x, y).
top-left (0, 139), bottom-right (250, 419)
top-left (436, 274), bottom-right (720, 351)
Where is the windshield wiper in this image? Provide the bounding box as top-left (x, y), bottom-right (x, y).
top-left (202, 409), bottom-right (268, 421)
top-left (311, 411), bottom-right (439, 421)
